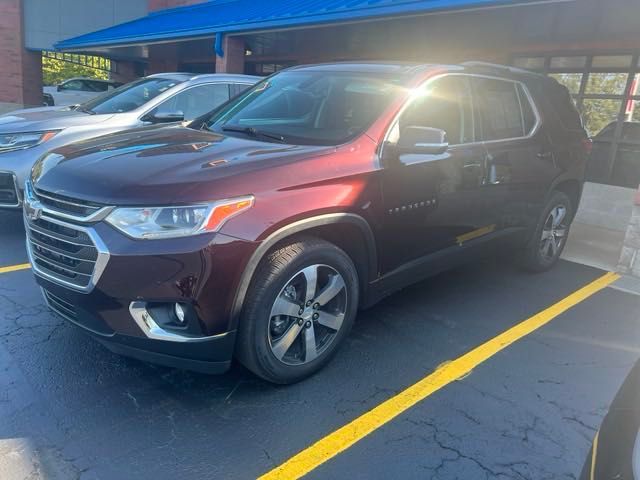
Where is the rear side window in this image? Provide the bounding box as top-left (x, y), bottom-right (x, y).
top-left (86, 81), bottom-right (109, 92)
top-left (473, 78), bottom-right (525, 141)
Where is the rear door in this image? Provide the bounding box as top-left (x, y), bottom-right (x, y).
top-left (472, 76), bottom-right (556, 234)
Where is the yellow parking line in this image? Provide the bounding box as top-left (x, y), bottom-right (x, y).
top-left (259, 271), bottom-right (620, 480)
top-left (0, 263), bottom-right (31, 274)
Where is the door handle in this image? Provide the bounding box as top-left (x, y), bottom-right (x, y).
top-left (537, 151), bottom-right (553, 160)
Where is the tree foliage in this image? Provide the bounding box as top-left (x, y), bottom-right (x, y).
top-left (550, 72), bottom-right (632, 136)
top-left (42, 54), bottom-right (109, 86)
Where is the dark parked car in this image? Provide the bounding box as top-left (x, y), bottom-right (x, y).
top-left (587, 121), bottom-right (640, 189)
top-left (24, 62), bottom-right (590, 383)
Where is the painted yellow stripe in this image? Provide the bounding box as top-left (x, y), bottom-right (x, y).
top-left (0, 263), bottom-right (31, 274)
top-left (590, 430), bottom-right (600, 480)
top-left (260, 271), bottom-right (620, 480)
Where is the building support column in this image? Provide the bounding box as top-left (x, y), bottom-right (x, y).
top-left (618, 186), bottom-right (640, 277)
top-left (215, 35), bottom-right (246, 74)
top-left (0, 0), bottom-right (42, 110)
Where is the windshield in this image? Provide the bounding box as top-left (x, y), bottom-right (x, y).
top-left (80, 78), bottom-right (184, 115)
top-left (206, 71), bottom-right (404, 146)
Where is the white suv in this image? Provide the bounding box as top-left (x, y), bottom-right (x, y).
top-left (43, 78), bottom-right (122, 107)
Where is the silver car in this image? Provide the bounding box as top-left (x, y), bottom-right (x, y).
top-left (0, 73), bottom-right (259, 209)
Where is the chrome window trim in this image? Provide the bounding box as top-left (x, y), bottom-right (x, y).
top-left (0, 171), bottom-right (20, 207)
top-left (129, 302), bottom-right (231, 343)
top-left (379, 72), bottom-right (542, 158)
top-left (25, 213), bottom-right (110, 294)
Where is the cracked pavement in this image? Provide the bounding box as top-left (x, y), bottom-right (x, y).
top-left (1, 210), bottom-right (639, 479)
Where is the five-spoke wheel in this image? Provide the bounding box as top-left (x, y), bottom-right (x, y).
top-left (269, 264), bottom-right (347, 365)
top-left (236, 238), bottom-right (358, 384)
top-left (520, 190), bottom-right (574, 272)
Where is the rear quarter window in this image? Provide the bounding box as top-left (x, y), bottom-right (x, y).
top-left (545, 80), bottom-right (584, 132)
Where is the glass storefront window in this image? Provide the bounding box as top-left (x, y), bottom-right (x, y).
top-left (548, 73), bottom-right (583, 94)
top-left (513, 57), bottom-right (545, 70)
top-left (630, 100), bottom-right (640, 123)
top-left (592, 55), bottom-right (632, 68)
top-left (581, 99), bottom-right (622, 136)
top-left (585, 73), bottom-right (629, 95)
top-left (550, 56), bottom-right (587, 69)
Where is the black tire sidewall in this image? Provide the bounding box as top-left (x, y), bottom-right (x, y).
top-left (525, 191), bottom-right (573, 272)
top-left (242, 241), bottom-right (359, 383)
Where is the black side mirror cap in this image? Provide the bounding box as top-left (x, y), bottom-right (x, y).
top-left (398, 126), bottom-right (449, 155)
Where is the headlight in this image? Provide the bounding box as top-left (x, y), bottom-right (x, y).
top-left (0, 131), bottom-right (58, 153)
top-left (105, 196), bottom-right (254, 239)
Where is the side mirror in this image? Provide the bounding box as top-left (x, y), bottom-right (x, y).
top-left (398, 126), bottom-right (449, 156)
top-left (144, 111), bottom-right (185, 124)
top-left (56, 84), bottom-right (63, 92)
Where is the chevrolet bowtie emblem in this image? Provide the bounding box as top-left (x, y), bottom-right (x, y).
top-left (25, 200), bottom-right (43, 221)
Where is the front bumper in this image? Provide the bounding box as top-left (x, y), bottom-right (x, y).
top-left (29, 215), bottom-right (258, 373)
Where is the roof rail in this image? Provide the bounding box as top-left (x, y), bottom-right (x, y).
top-left (461, 61), bottom-right (542, 77)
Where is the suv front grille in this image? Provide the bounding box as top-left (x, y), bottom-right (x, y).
top-left (0, 172), bottom-right (19, 207)
top-left (34, 187), bottom-right (104, 218)
top-left (25, 215), bottom-right (108, 291)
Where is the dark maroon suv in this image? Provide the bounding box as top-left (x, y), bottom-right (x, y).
top-left (24, 62), bottom-right (589, 383)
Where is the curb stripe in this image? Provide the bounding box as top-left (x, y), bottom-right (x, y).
top-left (0, 263), bottom-right (31, 275)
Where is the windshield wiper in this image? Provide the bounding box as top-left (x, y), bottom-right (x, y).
top-left (222, 125), bottom-right (286, 143)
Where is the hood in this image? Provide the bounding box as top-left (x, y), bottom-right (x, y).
top-left (0, 106), bottom-right (114, 132)
top-left (32, 125), bottom-right (334, 205)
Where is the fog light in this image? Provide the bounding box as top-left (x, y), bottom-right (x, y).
top-left (174, 303), bottom-right (187, 324)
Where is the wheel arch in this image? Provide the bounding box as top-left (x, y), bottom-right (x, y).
top-left (550, 178), bottom-right (583, 218)
top-left (229, 213), bottom-right (378, 331)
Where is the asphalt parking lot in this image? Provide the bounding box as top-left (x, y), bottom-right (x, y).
top-left (1, 210), bottom-right (639, 480)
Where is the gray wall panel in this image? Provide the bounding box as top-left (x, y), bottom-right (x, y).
top-left (24, 0), bottom-right (148, 50)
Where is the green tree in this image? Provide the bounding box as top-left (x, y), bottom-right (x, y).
top-left (42, 54), bottom-right (109, 86)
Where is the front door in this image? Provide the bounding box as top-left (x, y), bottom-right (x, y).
top-left (380, 75), bottom-right (497, 273)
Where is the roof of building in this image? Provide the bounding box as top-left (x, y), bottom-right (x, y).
top-left (56, 0), bottom-right (553, 51)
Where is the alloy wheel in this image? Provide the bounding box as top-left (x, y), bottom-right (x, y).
top-left (539, 204), bottom-right (568, 261)
top-left (268, 264), bottom-right (347, 366)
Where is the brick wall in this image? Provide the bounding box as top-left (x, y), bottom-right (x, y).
top-left (215, 36), bottom-right (245, 74)
top-left (0, 0), bottom-right (42, 108)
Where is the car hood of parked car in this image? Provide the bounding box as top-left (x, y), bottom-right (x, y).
top-left (0, 106), bottom-right (115, 133)
top-left (32, 124), bottom-right (335, 206)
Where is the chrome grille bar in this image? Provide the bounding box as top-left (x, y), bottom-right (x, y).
top-left (25, 214), bottom-right (110, 293)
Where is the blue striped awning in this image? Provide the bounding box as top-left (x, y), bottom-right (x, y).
top-left (56, 0), bottom-right (561, 51)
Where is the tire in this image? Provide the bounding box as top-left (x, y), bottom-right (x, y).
top-left (520, 191), bottom-right (574, 273)
top-left (236, 237), bottom-right (359, 384)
